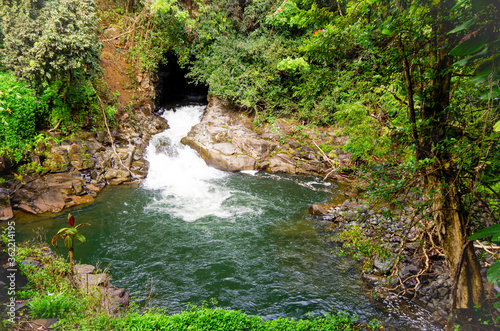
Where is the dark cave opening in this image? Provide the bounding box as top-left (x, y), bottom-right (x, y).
top-left (154, 53), bottom-right (208, 110)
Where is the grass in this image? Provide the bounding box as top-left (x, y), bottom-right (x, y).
top-left (8, 243), bottom-right (382, 330)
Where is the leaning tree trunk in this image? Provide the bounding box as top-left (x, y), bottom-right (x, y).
top-left (426, 170), bottom-right (484, 309)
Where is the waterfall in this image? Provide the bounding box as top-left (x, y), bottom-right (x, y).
top-left (143, 105), bottom-right (243, 222)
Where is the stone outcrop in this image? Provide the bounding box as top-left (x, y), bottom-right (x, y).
top-left (181, 95), bottom-right (351, 177)
top-left (0, 192), bottom-right (13, 221)
top-left (0, 104), bottom-right (168, 220)
top-left (75, 264), bottom-right (130, 314)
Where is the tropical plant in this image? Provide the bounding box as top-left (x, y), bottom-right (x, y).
top-left (0, 71), bottom-right (43, 162)
top-left (51, 214), bottom-right (90, 273)
top-left (28, 292), bottom-right (74, 319)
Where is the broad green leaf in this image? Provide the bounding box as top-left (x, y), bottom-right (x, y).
top-left (449, 17), bottom-right (479, 34)
top-left (492, 233), bottom-right (500, 244)
top-left (494, 120), bottom-right (500, 132)
top-left (56, 227), bottom-right (70, 235)
top-left (450, 33), bottom-right (489, 57)
top-left (64, 235), bottom-right (73, 251)
top-left (453, 49), bottom-right (489, 67)
top-left (75, 234), bottom-right (86, 245)
top-left (381, 28), bottom-right (392, 36)
top-left (487, 260), bottom-right (500, 284)
top-left (65, 228), bottom-right (77, 236)
top-left (468, 224), bottom-right (500, 241)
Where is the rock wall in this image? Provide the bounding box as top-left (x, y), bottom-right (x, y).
top-left (181, 95), bottom-right (351, 176)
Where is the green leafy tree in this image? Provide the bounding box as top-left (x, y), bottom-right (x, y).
top-left (0, 0), bottom-right (102, 127)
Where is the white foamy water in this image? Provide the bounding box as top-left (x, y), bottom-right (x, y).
top-left (142, 105), bottom-right (252, 222)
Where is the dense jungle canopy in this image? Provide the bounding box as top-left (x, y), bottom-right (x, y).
top-left (1, 0), bottom-right (499, 327)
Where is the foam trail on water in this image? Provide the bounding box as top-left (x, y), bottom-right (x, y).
top-left (142, 105), bottom-right (234, 222)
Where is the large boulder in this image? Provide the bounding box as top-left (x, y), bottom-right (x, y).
top-left (181, 96), bottom-right (341, 176)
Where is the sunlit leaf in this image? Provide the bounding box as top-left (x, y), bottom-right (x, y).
top-left (494, 120), bottom-right (500, 132)
top-left (56, 227), bottom-right (70, 235)
top-left (75, 223), bottom-right (90, 229)
top-left (75, 234), bottom-right (86, 245)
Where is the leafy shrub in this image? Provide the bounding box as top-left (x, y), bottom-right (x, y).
top-left (0, 71), bottom-right (43, 162)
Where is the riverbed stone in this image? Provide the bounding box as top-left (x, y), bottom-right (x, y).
top-left (308, 204), bottom-right (330, 217)
top-left (104, 168), bottom-right (131, 185)
top-left (0, 192), bottom-right (13, 221)
top-left (75, 264), bottom-right (96, 274)
top-left (32, 189), bottom-right (66, 213)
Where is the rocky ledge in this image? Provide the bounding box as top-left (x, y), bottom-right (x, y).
top-left (0, 105), bottom-right (168, 221)
top-left (181, 95), bottom-right (351, 176)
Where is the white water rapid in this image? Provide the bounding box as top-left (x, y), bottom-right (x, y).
top-left (142, 105), bottom-right (255, 222)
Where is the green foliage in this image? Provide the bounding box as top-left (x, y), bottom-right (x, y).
top-left (0, 0), bottom-right (102, 91)
top-left (28, 292), bottom-right (74, 318)
top-left (0, 71), bottom-right (43, 162)
top-left (336, 224), bottom-right (392, 270)
top-left (469, 225), bottom-right (500, 285)
top-left (109, 306), bottom-right (366, 331)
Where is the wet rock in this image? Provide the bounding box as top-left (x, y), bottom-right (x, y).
top-left (373, 256), bottom-right (395, 274)
top-left (32, 189), bottom-right (66, 213)
top-left (69, 144), bottom-right (95, 170)
top-left (399, 265), bottom-right (419, 280)
top-left (18, 203), bottom-right (38, 215)
top-left (308, 204), bottom-right (330, 217)
top-left (104, 168), bottom-right (131, 185)
top-left (181, 95), bottom-right (344, 176)
top-left (0, 192), bottom-right (13, 221)
top-left (64, 195), bottom-right (95, 208)
top-left (268, 153), bottom-right (295, 173)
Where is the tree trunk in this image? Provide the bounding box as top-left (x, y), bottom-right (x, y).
top-left (419, 10), bottom-right (484, 312)
top-left (426, 171), bottom-right (484, 309)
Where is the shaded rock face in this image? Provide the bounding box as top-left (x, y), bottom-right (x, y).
top-left (181, 96), bottom-right (351, 176)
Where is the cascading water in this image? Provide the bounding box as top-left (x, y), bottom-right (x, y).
top-left (17, 103), bottom-right (440, 330)
top-left (142, 105), bottom-right (236, 222)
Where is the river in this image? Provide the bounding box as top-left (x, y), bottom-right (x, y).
top-left (17, 102), bottom-right (439, 330)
